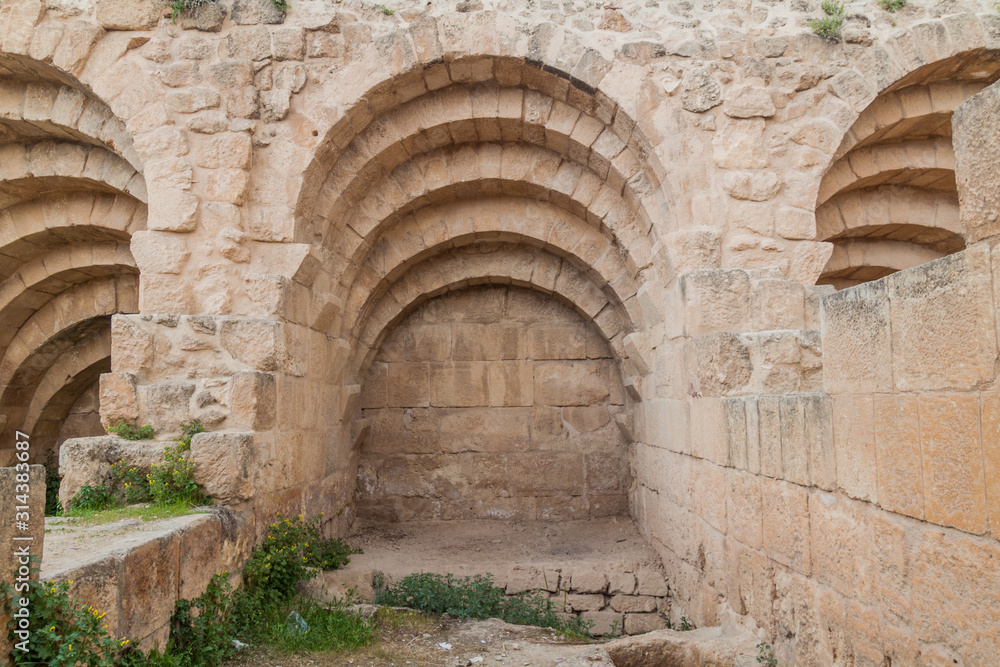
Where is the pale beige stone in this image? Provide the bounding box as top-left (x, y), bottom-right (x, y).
top-left (832, 394), bottom-right (877, 503)
top-left (919, 393), bottom-right (987, 533)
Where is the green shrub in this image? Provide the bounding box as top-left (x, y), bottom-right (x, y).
top-left (877, 0), bottom-right (905, 10)
top-left (110, 460), bottom-right (153, 505)
top-left (4, 514), bottom-right (366, 667)
top-left (165, 0), bottom-right (287, 22)
top-left (106, 420), bottom-right (155, 441)
top-left (148, 428), bottom-right (206, 507)
top-left (243, 514), bottom-right (359, 603)
top-left (44, 449), bottom-right (62, 516)
top-left (808, 0), bottom-right (846, 41)
top-left (178, 420), bottom-right (204, 447)
top-left (376, 572), bottom-right (593, 636)
top-left (3, 578), bottom-right (131, 667)
top-left (67, 484), bottom-right (116, 512)
top-left (166, 574), bottom-right (235, 667)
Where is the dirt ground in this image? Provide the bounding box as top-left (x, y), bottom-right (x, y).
top-left (346, 517), bottom-right (661, 583)
top-left (224, 611), bottom-right (607, 667)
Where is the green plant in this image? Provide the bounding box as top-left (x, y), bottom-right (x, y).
top-left (148, 424), bottom-right (206, 507)
top-left (66, 484), bottom-right (116, 512)
top-left (44, 449), bottom-right (62, 516)
top-left (178, 420), bottom-right (204, 447)
top-left (166, 574), bottom-right (235, 667)
top-left (666, 615), bottom-right (693, 631)
top-left (877, 0), bottom-right (905, 10)
top-left (602, 618), bottom-right (622, 638)
top-left (757, 641), bottom-right (778, 666)
top-left (3, 578), bottom-right (132, 667)
top-left (106, 419), bottom-right (155, 441)
top-left (379, 3), bottom-right (395, 14)
top-left (808, 0), bottom-right (846, 41)
top-left (259, 596), bottom-right (375, 653)
top-left (243, 513), bottom-right (359, 604)
top-left (5, 514), bottom-right (365, 667)
top-left (110, 460), bottom-right (153, 505)
top-left (56, 501), bottom-right (202, 526)
top-left (376, 572), bottom-right (593, 636)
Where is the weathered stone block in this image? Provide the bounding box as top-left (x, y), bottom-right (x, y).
top-left (58, 437), bottom-right (166, 508)
top-left (229, 371), bottom-right (276, 430)
top-left (610, 594), bottom-right (658, 613)
top-left (562, 593), bottom-right (606, 611)
top-left (682, 270), bottom-right (750, 336)
top-left (979, 392), bottom-right (1000, 536)
top-left (623, 612), bottom-right (666, 635)
top-left (177, 515), bottom-right (222, 600)
top-left (888, 246), bottom-right (997, 392)
top-left (821, 280), bottom-right (892, 394)
top-left (953, 81), bottom-right (1000, 243)
top-left (429, 361), bottom-right (488, 407)
top-left (219, 319), bottom-right (282, 371)
top-left (918, 393), bottom-right (987, 533)
top-left (96, 0), bottom-right (160, 30)
top-left (762, 479), bottom-right (810, 575)
top-left (488, 360), bottom-right (534, 407)
top-left (534, 360), bottom-right (610, 406)
top-left (100, 372), bottom-right (139, 426)
top-left (873, 394), bottom-right (924, 519)
top-left (122, 533), bottom-right (178, 640)
top-left (571, 566), bottom-right (609, 594)
top-left (389, 362), bottom-right (431, 407)
top-left (635, 567), bottom-right (668, 596)
top-left (832, 394), bottom-right (877, 503)
top-left (189, 432), bottom-right (257, 504)
top-left (581, 610), bottom-right (624, 636)
top-left (438, 407), bottom-right (530, 453)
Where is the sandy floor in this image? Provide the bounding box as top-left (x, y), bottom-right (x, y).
top-left (346, 517), bottom-right (661, 582)
top-left (224, 613), bottom-right (607, 667)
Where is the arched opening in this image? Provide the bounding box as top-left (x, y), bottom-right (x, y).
top-left (0, 57), bottom-right (146, 470)
top-left (815, 50), bottom-right (1000, 288)
top-left (292, 57), bottom-right (671, 610)
top-left (355, 283), bottom-right (629, 524)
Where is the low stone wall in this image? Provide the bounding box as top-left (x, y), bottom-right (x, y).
top-left (43, 507), bottom-right (255, 650)
top-left (308, 560), bottom-right (671, 637)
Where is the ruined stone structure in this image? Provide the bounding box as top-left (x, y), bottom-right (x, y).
top-left (1, 0), bottom-right (1000, 662)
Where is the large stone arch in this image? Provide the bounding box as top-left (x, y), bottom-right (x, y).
top-left (0, 50), bottom-right (147, 466)
top-left (296, 56), bottom-right (672, 274)
top-left (813, 46), bottom-right (1000, 287)
top-left (292, 54), bottom-right (672, 530)
top-left (351, 242), bottom-right (633, 378)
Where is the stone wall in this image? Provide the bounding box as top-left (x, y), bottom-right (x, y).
top-left (0, 0), bottom-right (999, 663)
top-left (630, 240), bottom-right (1000, 665)
top-left (356, 285), bottom-right (629, 522)
top-left (44, 508), bottom-right (256, 650)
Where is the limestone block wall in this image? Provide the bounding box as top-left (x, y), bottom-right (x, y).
top-left (630, 243), bottom-right (1000, 665)
top-left (2, 0), bottom-right (1000, 662)
top-left (355, 285), bottom-right (629, 522)
top-left (45, 509), bottom-right (257, 650)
